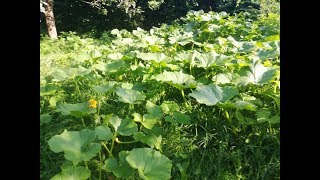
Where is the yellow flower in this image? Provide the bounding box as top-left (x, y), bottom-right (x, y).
top-left (88, 99), bottom-right (98, 108)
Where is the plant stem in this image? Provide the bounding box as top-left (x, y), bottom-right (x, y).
top-left (269, 124), bottom-right (273, 133)
top-left (225, 110), bottom-right (231, 123)
top-left (97, 97), bottom-right (101, 116)
top-left (129, 104), bottom-right (134, 114)
top-left (101, 142), bottom-right (113, 157)
top-left (115, 138), bottom-right (137, 144)
top-left (181, 89), bottom-right (190, 109)
top-left (73, 78), bottom-right (82, 98)
top-left (99, 151), bottom-right (102, 180)
top-left (84, 161), bottom-right (92, 180)
top-left (110, 133), bottom-right (117, 155)
top-left (81, 118), bottom-right (87, 128)
top-left (205, 68), bottom-right (209, 78)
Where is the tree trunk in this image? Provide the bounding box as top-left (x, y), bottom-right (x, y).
top-left (44, 0), bottom-right (58, 39)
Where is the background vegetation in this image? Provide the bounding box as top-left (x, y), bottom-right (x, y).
top-left (41, 0), bottom-right (279, 36)
top-left (41, 0), bottom-right (280, 179)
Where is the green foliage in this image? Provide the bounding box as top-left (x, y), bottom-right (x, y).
top-left (103, 151), bottom-right (135, 178)
top-left (41, 11), bottom-right (279, 179)
top-left (48, 129), bottom-right (101, 163)
top-left (41, 0), bottom-right (279, 35)
top-left (126, 148), bottom-right (172, 180)
top-left (51, 165), bottom-right (91, 180)
top-left (189, 84), bottom-right (238, 106)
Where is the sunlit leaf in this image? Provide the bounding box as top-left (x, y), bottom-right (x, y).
top-left (152, 70), bottom-right (196, 90)
top-left (52, 67), bottom-right (90, 81)
top-left (146, 101), bottom-right (163, 118)
top-left (142, 114), bottom-right (158, 129)
top-left (126, 148), bottom-right (172, 180)
top-left (212, 73), bottom-right (240, 84)
top-left (51, 166), bottom-right (91, 180)
top-left (94, 60), bottom-right (127, 73)
top-left (188, 84), bottom-right (237, 106)
top-left (194, 51), bottom-right (231, 68)
top-left (115, 87), bottom-right (146, 104)
top-left (110, 116), bottom-right (138, 136)
top-left (56, 102), bottom-right (96, 118)
top-left (40, 85), bottom-right (59, 96)
top-left (48, 129), bottom-right (100, 163)
top-left (93, 81), bottom-right (117, 94)
top-left (108, 53), bottom-right (123, 60)
top-left (161, 101), bottom-right (180, 114)
top-left (236, 63), bottom-right (277, 86)
top-left (95, 125), bottom-right (113, 141)
top-left (104, 151), bottom-right (135, 178)
top-left (137, 52), bottom-right (167, 63)
top-left (133, 132), bottom-right (162, 150)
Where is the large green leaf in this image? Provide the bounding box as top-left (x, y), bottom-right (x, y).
top-left (257, 41), bottom-right (280, 60)
top-left (152, 70), bottom-right (196, 90)
top-left (40, 85), bottom-right (59, 96)
top-left (95, 125), bottom-right (113, 141)
top-left (94, 60), bottom-right (127, 73)
top-left (52, 67), bottom-right (90, 81)
top-left (133, 113), bottom-right (158, 129)
top-left (51, 166), bottom-right (91, 180)
top-left (104, 151), bottom-right (135, 178)
top-left (133, 132), bottom-right (162, 150)
top-left (115, 87), bottom-right (146, 104)
top-left (110, 116), bottom-right (138, 136)
top-left (48, 130), bottom-right (81, 153)
top-left (141, 114), bottom-right (158, 129)
top-left (235, 110), bottom-right (246, 124)
top-left (146, 101), bottom-right (163, 118)
top-left (160, 101), bottom-right (180, 114)
top-left (194, 51), bottom-right (231, 68)
top-left (108, 53), bottom-right (123, 60)
top-left (238, 42), bottom-right (257, 53)
top-left (118, 117), bottom-right (138, 136)
top-left (40, 114), bottom-right (52, 125)
top-left (212, 73), bottom-right (240, 84)
top-left (136, 52), bottom-right (167, 63)
top-left (256, 109), bottom-right (271, 123)
top-left (188, 84), bottom-right (237, 106)
top-left (221, 86), bottom-right (238, 102)
top-left (235, 100), bottom-right (257, 111)
top-left (269, 115), bottom-right (280, 124)
top-left (164, 116), bottom-right (175, 124)
top-left (235, 63), bottom-right (277, 86)
top-left (48, 129), bottom-right (100, 163)
top-left (75, 52), bottom-right (92, 63)
top-left (217, 100), bottom-right (257, 111)
top-left (168, 32), bottom-right (193, 45)
top-left (126, 148), bottom-right (172, 180)
top-left (172, 112), bottom-right (191, 124)
top-left (56, 102), bottom-right (96, 118)
top-left (93, 81), bottom-right (117, 94)
top-left (256, 110), bottom-right (280, 124)
top-left (174, 51), bottom-right (193, 62)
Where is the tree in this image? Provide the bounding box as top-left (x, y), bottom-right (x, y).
top-left (41, 0), bottom-right (58, 39)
